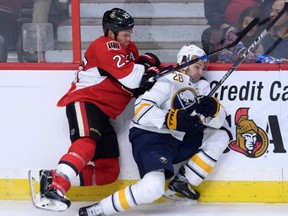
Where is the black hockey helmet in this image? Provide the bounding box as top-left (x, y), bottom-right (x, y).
top-left (102, 8), bottom-right (134, 36)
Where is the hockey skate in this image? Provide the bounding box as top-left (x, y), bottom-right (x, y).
top-left (164, 166), bottom-right (200, 201)
top-left (28, 170), bottom-right (71, 211)
top-left (42, 187), bottom-right (71, 209)
top-left (39, 169), bottom-right (52, 196)
top-left (40, 169), bottom-right (71, 210)
top-left (78, 202), bottom-right (104, 216)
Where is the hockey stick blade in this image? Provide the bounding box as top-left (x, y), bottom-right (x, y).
top-left (208, 0), bottom-right (288, 97)
top-left (28, 170), bottom-right (68, 212)
top-left (153, 17), bottom-right (260, 81)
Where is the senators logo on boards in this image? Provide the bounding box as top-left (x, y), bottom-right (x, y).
top-left (229, 108), bottom-right (269, 158)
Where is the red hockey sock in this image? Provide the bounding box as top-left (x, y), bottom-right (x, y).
top-left (79, 158), bottom-right (120, 186)
top-left (59, 137), bottom-right (96, 174)
top-left (79, 165), bottom-right (94, 186)
top-left (94, 158), bottom-right (120, 185)
top-left (49, 170), bottom-right (71, 195)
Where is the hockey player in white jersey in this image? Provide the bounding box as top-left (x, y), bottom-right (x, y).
top-left (78, 44), bottom-right (230, 216)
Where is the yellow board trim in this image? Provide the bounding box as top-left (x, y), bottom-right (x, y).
top-left (1, 179), bottom-right (288, 203)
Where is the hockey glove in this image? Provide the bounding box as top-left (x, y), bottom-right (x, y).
top-left (165, 108), bottom-right (203, 133)
top-left (195, 96), bottom-right (220, 118)
top-left (136, 52), bottom-right (161, 70)
top-left (133, 66), bottom-right (160, 97)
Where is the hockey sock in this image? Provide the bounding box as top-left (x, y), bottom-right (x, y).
top-left (49, 170), bottom-right (71, 195)
top-left (59, 137), bottom-right (96, 174)
top-left (78, 165), bottom-right (93, 186)
top-left (93, 158), bottom-right (120, 185)
top-left (79, 158), bottom-right (120, 186)
top-left (49, 137), bottom-right (96, 194)
top-left (100, 171), bottom-right (165, 215)
top-left (185, 149), bottom-right (217, 186)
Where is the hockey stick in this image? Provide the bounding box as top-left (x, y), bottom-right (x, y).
top-left (264, 27), bottom-right (288, 56)
top-left (208, 0), bottom-right (288, 97)
top-left (264, 36), bottom-right (283, 56)
top-left (152, 17), bottom-right (260, 81)
top-left (220, 17), bottom-right (271, 50)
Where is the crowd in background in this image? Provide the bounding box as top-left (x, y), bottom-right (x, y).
top-left (202, 0), bottom-right (288, 63)
top-left (0, 0), bottom-right (69, 62)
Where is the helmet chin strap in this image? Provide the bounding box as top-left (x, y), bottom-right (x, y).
top-left (111, 28), bottom-right (119, 39)
top-left (114, 32), bottom-right (119, 41)
top-left (107, 29), bottom-right (119, 41)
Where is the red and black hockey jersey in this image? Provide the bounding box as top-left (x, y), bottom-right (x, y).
top-left (57, 36), bottom-right (145, 119)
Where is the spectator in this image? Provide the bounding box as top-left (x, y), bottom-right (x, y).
top-left (23, 0), bottom-right (52, 62)
top-left (237, 6), bottom-right (264, 51)
top-left (78, 44), bottom-right (229, 216)
top-left (204, 0), bottom-right (271, 30)
top-left (0, 0), bottom-right (21, 62)
top-left (217, 6), bottom-right (264, 62)
top-left (0, 35), bottom-right (8, 62)
top-left (36, 8), bottom-right (161, 211)
top-left (260, 0), bottom-right (288, 62)
top-left (201, 0), bottom-right (273, 55)
top-left (32, 0), bottom-right (51, 23)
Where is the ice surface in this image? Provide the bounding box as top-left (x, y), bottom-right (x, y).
top-left (1, 200), bottom-right (288, 216)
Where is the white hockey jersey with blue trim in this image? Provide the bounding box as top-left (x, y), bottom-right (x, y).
top-left (132, 71), bottom-right (227, 140)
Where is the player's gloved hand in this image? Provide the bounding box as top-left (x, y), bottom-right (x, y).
top-left (133, 66), bottom-right (160, 97)
top-left (195, 95), bottom-right (220, 118)
top-left (140, 66), bottom-right (160, 90)
top-left (165, 108), bottom-right (203, 133)
top-left (136, 53), bottom-right (161, 70)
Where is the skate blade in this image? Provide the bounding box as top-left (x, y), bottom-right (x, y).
top-left (163, 189), bottom-right (198, 202)
top-left (35, 197), bottom-right (69, 211)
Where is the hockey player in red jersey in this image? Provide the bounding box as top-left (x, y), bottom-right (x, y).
top-left (38, 8), bottom-right (162, 210)
top-left (78, 44), bottom-right (230, 216)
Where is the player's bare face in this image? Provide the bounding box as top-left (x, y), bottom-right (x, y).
top-left (116, 29), bottom-right (133, 48)
top-left (185, 61), bottom-right (205, 81)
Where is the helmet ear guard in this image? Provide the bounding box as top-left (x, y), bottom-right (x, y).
top-left (102, 8), bottom-right (134, 36)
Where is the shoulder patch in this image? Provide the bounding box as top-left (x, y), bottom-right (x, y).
top-left (107, 41), bottom-right (121, 50)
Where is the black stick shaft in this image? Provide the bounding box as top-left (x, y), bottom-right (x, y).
top-left (153, 18), bottom-right (260, 81)
top-left (208, 0), bottom-right (288, 97)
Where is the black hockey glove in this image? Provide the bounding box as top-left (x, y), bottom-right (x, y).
top-left (195, 96), bottom-right (220, 118)
top-left (136, 52), bottom-right (161, 70)
top-left (165, 108), bottom-right (203, 133)
top-left (133, 66), bottom-right (160, 97)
